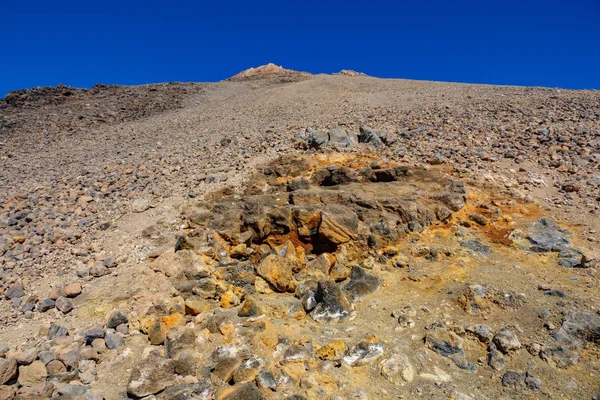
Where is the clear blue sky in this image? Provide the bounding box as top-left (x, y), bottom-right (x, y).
top-left (1, 0), bottom-right (599, 96)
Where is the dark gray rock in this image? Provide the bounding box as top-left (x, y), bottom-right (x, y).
top-left (359, 126), bottom-right (385, 147)
top-left (256, 370), bottom-right (277, 391)
top-left (369, 166), bottom-right (410, 183)
top-left (425, 328), bottom-right (477, 372)
top-left (426, 329), bottom-right (464, 357)
top-left (38, 351), bottom-right (56, 365)
top-left (526, 218), bottom-right (571, 252)
top-left (55, 297), bottom-right (73, 314)
top-left (54, 383), bottom-right (90, 397)
top-left (459, 239), bottom-right (491, 255)
top-left (561, 310), bottom-right (600, 345)
top-left (310, 281), bottom-right (351, 323)
top-left (90, 264), bottom-right (109, 277)
top-left (329, 166), bottom-right (355, 186)
top-left (287, 178), bottom-right (310, 192)
top-left (558, 248), bottom-right (584, 268)
top-left (487, 343), bottom-right (505, 370)
top-left (306, 128), bottom-right (328, 149)
top-left (540, 310), bottom-right (600, 368)
top-left (344, 266), bottom-right (382, 301)
top-left (84, 329), bottom-right (105, 345)
top-left (106, 310), bottom-right (128, 329)
top-left (48, 323), bottom-right (68, 340)
top-left (103, 256), bottom-right (117, 268)
top-left (37, 298), bottom-right (55, 312)
top-left (328, 128), bottom-right (353, 148)
top-left (5, 283), bottom-right (24, 299)
top-left (156, 379), bottom-right (214, 400)
top-left (301, 290), bottom-right (317, 312)
top-left (501, 370), bottom-right (541, 392)
top-left (523, 218), bottom-right (587, 268)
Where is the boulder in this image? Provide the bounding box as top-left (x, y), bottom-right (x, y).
top-left (0, 357), bottom-right (17, 385)
top-left (344, 266), bottom-right (382, 300)
top-left (493, 327), bottom-right (521, 354)
top-left (211, 346), bottom-right (248, 383)
top-left (431, 180), bottom-right (467, 211)
top-left (318, 204), bottom-right (359, 244)
top-left (310, 281), bottom-right (351, 323)
top-left (55, 296), bottom-right (73, 314)
top-left (127, 352), bottom-right (178, 397)
top-left (358, 126), bottom-right (385, 147)
top-left (106, 310), bottom-right (129, 329)
top-left (256, 254), bottom-right (298, 293)
top-left (17, 360), bottom-right (47, 386)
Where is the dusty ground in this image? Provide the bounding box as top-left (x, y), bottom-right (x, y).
top-left (0, 65), bottom-right (599, 399)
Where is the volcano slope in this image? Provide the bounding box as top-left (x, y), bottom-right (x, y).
top-left (0, 67), bottom-right (599, 399)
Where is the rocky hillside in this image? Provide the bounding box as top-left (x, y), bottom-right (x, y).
top-left (0, 66), bottom-right (599, 399)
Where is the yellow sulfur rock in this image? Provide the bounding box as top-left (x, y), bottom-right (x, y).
top-left (316, 340), bottom-right (348, 361)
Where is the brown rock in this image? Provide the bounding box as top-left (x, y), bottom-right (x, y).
top-left (469, 214), bottom-right (489, 226)
top-left (47, 288), bottom-right (60, 301)
top-left (329, 263), bottom-right (350, 281)
top-left (7, 349), bottom-right (38, 365)
top-left (45, 359), bottom-right (67, 375)
top-left (256, 254), bottom-right (298, 293)
top-left (80, 347), bottom-right (100, 361)
top-left (91, 338), bottom-right (107, 353)
top-left (17, 360), bottom-right (47, 386)
top-left (292, 207), bottom-right (321, 237)
top-left (184, 296), bottom-right (210, 316)
top-left (17, 381), bottom-right (54, 398)
top-left (307, 253), bottom-right (336, 274)
top-left (318, 204), bottom-right (359, 244)
top-left (63, 282), bottom-right (82, 297)
top-left (238, 296), bottom-right (262, 317)
top-left (0, 357), bottom-right (17, 385)
top-left (0, 385), bottom-right (16, 400)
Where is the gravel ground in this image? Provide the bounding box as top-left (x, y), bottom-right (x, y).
top-left (0, 66), bottom-right (599, 399)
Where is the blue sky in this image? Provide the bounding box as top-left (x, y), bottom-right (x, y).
top-left (1, 0), bottom-right (599, 96)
